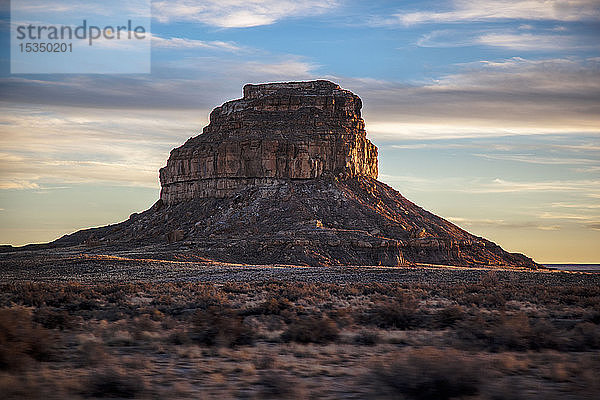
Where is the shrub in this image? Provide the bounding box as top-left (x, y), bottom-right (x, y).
top-left (480, 271), bottom-right (500, 287)
top-left (327, 307), bottom-right (354, 327)
top-left (34, 307), bottom-right (74, 330)
top-left (433, 305), bottom-right (465, 328)
top-left (569, 322), bottom-right (600, 350)
top-left (251, 297), bottom-right (293, 315)
top-left (354, 330), bottom-right (379, 346)
top-left (0, 307), bottom-right (57, 371)
top-left (78, 341), bottom-right (110, 367)
top-left (256, 371), bottom-right (306, 399)
top-left (584, 310), bottom-right (600, 324)
top-left (192, 307), bottom-right (254, 347)
top-left (370, 348), bottom-right (481, 400)
top-left (281, 316), bottom-right (339, 344)
top-left (87, 368), bottom-right (145, 398)
top-left (489, 313), bottom-right (533, 351)
top-left (361, 293), bottom-right (419, 329)
top-left (221, 282), bottom-right (251, 294)
top-left (455, 312), bottom-right (563, 351)
top-left (191, 285), bottom-right (229, 309)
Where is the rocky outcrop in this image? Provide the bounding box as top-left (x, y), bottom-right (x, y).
top-left (159, 80), bottom-right (378, 203)
top-left (48, 80), bottom-right (538, 269)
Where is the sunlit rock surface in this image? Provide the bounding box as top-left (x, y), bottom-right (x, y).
top-left (159, 80), bottom-right (378, 203)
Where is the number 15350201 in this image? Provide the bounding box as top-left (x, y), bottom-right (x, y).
top-left (19, 42), bottom-right (72, 52)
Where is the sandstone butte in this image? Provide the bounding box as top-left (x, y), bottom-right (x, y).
top-left (52, 80), bottom-right (537, 268)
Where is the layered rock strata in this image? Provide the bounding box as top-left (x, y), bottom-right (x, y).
top-left (159, 80), bottom-right (378, 203)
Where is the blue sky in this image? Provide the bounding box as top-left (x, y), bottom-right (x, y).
top-left (0, 0), bottom-right (599, 262)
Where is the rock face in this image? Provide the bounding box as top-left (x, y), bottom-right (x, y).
top-left (159, 80), bottom-right (378, 203)
top-left (51, 80), bottom-right (538, 269)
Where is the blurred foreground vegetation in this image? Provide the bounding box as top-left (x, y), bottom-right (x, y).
top-left (1, 272), bottom-right (599, 399)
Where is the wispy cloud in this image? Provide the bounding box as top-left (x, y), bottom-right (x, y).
top-left (6, 0), bottom-right (152, 19)
top-left (0, 55), bottom-right (319, 110)
top-left (539, 212), bottom-right (599, 221)
top-left (2, 55), bottom-right (597, 141)
top-left (416, 30), bottom-right (592, 51)
top-left (538, 212), bottom-right (600, 231)
top-left (466, 178), bottom-right (600, 194)
top-left (0, 180), bottom-right (40, 190)
top-left (365, 122), bottom-right (600, 141)
top-left (473, 153), bottom-right (599, 165)
top-left (152, 0), bottom-right (338, 27)
top-left (475, 33), bottom-right (583, 50)
top-left (416, 30), bottom-right (475, 48)
top-left (233, 58), bottom-right (317, 79)
top-left (387, 138), bottom-right (600, 152)
top-left (432, 57), bottom-right (600, 93)
top-left (0, 106), bottom-right (206, 190)
top-left (152, 35), bottom-right (242, 52)
top-left (388, 0), bottom-right (600, 26)
top-left (551, 202), bottom-right (600, 209)
top-left (447, 216), bottom-right (561, 231)
top-left (342, 57), bottom-right (600, 140)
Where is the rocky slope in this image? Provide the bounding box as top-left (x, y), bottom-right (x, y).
top-left (42, 80), bottom-right (538, 268)
top-left (53, 175), bottom-right (536, 267)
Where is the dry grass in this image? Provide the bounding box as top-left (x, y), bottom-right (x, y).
top-left (0, 276), bottom-right (599, 398)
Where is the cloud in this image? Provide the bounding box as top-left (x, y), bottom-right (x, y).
top-left (0, 54), bottom-right (318, 192)
top-left (0, 106), bottom-right (208, 190)
top-left (475, 33), bottom-right (582, 50)
top-left (465, 178), bottom-right (600, 194)
top-left (152, 36), bottom-right (242, 52)
top-left (7, 0), bottom-right (151, 18)
top-left (0, 55), bottom-right (318, 110)
top-left (152, 0), bottom-right (338, 27)
top-left (416, 29), bottom-right (595, 51)
top-left (549, 142), bottom-right (600, 152)
top-left (551, 202), bottom-right (600, 209)
top-left (416, 30), bottom-right (476, 48)
top-left (389, 0), bottom-right (600, 26)
top-left (2, 51), bottom-right (599, 152)
top-left (378, 174), bottom-right (441, 186)
top-left (365, 122), bottom-right (600, 141)
top-left (386, 137), bottom-right (600, 152)
top-left (232, 58), bottom-right (317, 79)
top-left (538, 212), bottom-right (600, 231)
top-left (539, 212), bottom-right (599, 221)
top-left (0, 158), bottom-right (157, 189)
top-left (3, 53), bottom-right (598, 142)
top-left (432, 57), bottom-right (600, 93)
top-left (0, 180), bottom-right (40, 190)
top-left (473, 153), bottom-right (599, 165)
top-left (447, 216), bottom-right (561, 230)
top-left (337, 57), bottom-right (600, 140)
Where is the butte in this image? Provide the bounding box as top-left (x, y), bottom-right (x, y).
top-left (52, 80), bottom-right (537, 268)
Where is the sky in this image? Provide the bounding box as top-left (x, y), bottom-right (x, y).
top-left (0, 0), bottom-right (599, 263)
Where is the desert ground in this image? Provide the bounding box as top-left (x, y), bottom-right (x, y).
top-left (1, 249), bottom-right (599, 399)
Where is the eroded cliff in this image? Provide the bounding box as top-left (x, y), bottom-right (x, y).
top-left (159, 80), bottom-right (378, 203)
